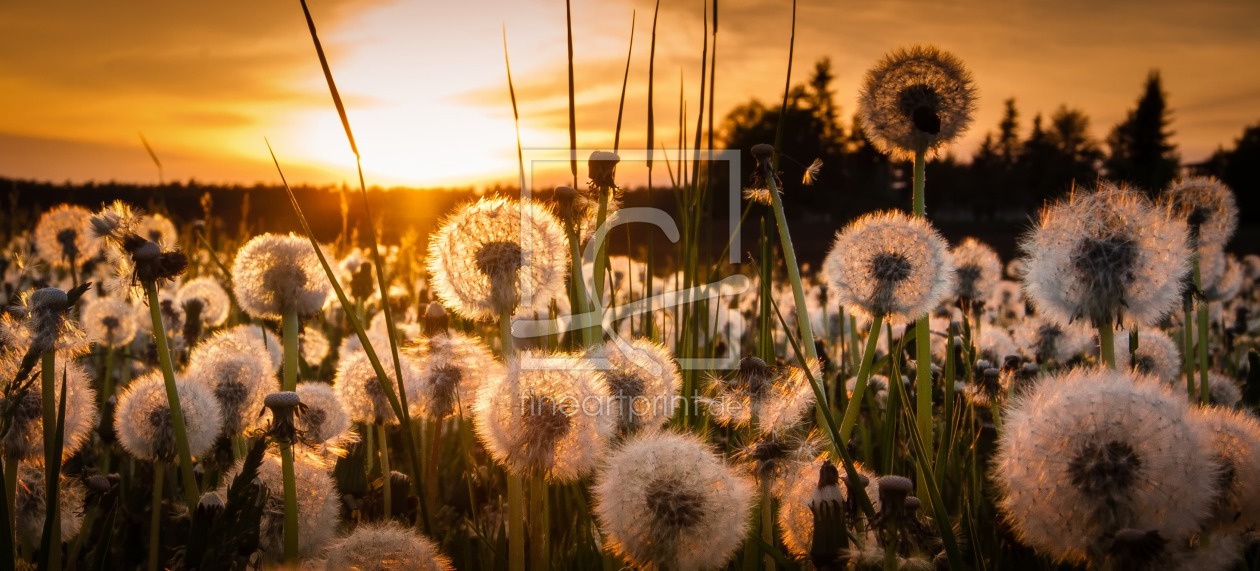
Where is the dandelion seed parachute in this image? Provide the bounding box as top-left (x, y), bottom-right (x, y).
top-left (231, 233), bottom-right (331, 320)
top-left (1162, 176), bottom-right (1238, 247)
top-left (219, 452), bottom-right (340, 561)
top-left (427, 196), bottom-right (568, 321)
top-left (33, 204), bottom-right (103, 267)
top-left (586, 338), bottom-right (681, 436)
top-left (185, 335), bottom-right (275, 436)
top-left (176, 277), bottom-right (231, 328)
top-left (320, 522), bottom-right (454, 571)
top-left (114, 371), bottom-right (223, 461)
top-left (592, 431), bottom-right (756, 570)
top-left (82, 296), bottom-right (138, 348)
top-left (1020, 182), bottom-right (1190, 329)
top-left (333, 348), bottom-right (421, 425)
top-left (14, 463), bottom-right (85, 547)
top-left (822, 210), bottom-right (956, 324)
top-left (1191, 406), bottom-right (1260, 532)
top-left (992, 367), bottom-right (1218, 564)
top-left (408, 330), bottom-right (498, 420)
top-left (0, 352), bottom-right (97, 464)
top-left (473, 350), bottom-right (612, 481)
top-left (858, 45), bottom-right (977, 160)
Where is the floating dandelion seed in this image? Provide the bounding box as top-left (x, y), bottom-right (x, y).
top-left (1191, 406), bottom-right (1260, 532)
top-left (704, 356), bottom-right (819, 436)
top-left (14, 463), bottom-right (85, 547)
top-left (408, 329), bottom-right (498, 420)
top-left (322, 522), bottom-right (454, 571)
top-left (114, 371), bottom-right (223, 461)
top-left (427, 196), bottom-right (568, 321)
top-left (858, 45), bottom-right (977, 159)
top-left (951, 237), bottom-right (1001, 307)
top-left (592, 431), bottom-right (755, 570)
top-left (333, 349), bottom-right (421, 425)
top-left (742, 187), bottom-right (779, 207)
top-left (176, 277), bottom-right (231, 328)
top-left (33, 204), bottom-right (102, 268)
top-left (802, 158), bottom-right (824, 186)
top-left (82, 296), bottom-right (137, 348)
top-left (586, 338), bottom-right (681, 437)
top-left (0, 352), bottom-right (96, 464)
top-left (1020, 182), bottom-right (1190, 329)
top-left (219, 452), bottom-right (340, 561)
top-left (473, 350), bottom-right (612, 481)
top-left (185, 335), bottom-right (275, 436)
top-left (135, 212), bottom-right (178, 247)
top-left (1162, 176), bottom-right (1238, 247)
top-left (231, 233), bottom-right (330, 320)
top-left (822, 210), bottom-right (956, 323)
top-left (992, 367), bottom-right (1218, 564)
top-left (1112, 329), bottom-right (1181, 384)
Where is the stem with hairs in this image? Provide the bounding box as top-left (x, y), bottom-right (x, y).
top-left (144, 281), bottom-right (200, 507)
top-left (841, 316), bottom-right (885, 440)
top-left (147, 461), bottom-right (165, 571)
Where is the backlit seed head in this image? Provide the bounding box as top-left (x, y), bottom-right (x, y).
top-left (823, 210), bottom-right (956, 323)
top-left (14, 463), bottom-right (85, 547)
top-left (185, 336), bottom-right (275, 436)
top-left (1112, 329), bottom-right (1181, 384)
top-left (322, 522), bottom-right (454, 571)
top-left (34, 204), bottom-right (102, 266)
top-left (114, 371), bottom-right (223, 461)
top-left (858, 45), bottom-right (977, 159)
top-left (586, 338), bottom-right (681, 437)
top-left (333, 349), bottom-right (422, 425)
top-left (704, 358), bottom-right (820, 436)
top-left (1011, 316), bottom-right (1094, 365)
top-left (1189, 406), bottom-right (1260, 532)
top-left (82, 296), bottom-right (137, 348)
top-left (592, 431), bottom-right (755, 570)
top-left (231, 233), bottom-right (331, 320)
top-left (221, 452), bottom-right (340, 562)
top-left (1162, 176), bottom-right (1238, 247)
top-left (408, 330), bottom-right (497, 420)
top-left (951, 237), bottom-right (1002, 306)
top-left (176, 277), bottom-right (231, 327)
top-left (0, 352), bottom-right (97, 464)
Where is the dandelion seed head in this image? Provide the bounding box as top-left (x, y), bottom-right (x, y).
top-left (221, 452), bottom-right (340, 561)
top-left (858, 45), bottom-right (977, 159)
top-left (176, 277), bottom-right (230, 327)
top-left (408, 331), bottom-right (497, 420)
top-left (201, 324), bottom-right (284, 373)
top-left (299, 326), bottom-right (330, 368)
top-left (1191, 406), bottom-right (1260, 532)
top-left (136, 213), bottom-right (178, 248)
top-left (586, 338), bottom-right (681, 437)
top-left (951, 237), bottom-right (1002, 305)
top-left (1020, 182), bottom-right (1190, 329)
top-left (1112, 329), bottom-right (1181, 384)
top-left (992, 367), bottom-right (1218, 563)
top-left (333, 349), bottom-right (421, 425)
top-left (473, 350), bottom-right (612, 481)
top-left (1012, 316), bottom-right (1094, 365)
top-left (1162, 176), bottom-right (1238, 247)
top-left (0, 353), bottom-right (97, 464)
top-left (114, 371), bottom-right (222, 461)
top-left (231, 233), bottom-right (331, 320)
top-left (1203, 251), bottom-right (1243, 302)
top-left (292, 381), bottom-right (356, 458)
top-left (322, 522), bottom-right (454, 571)
top-left (14, 463), bottom-right (85, 547)
top-left (592, 431), bottom-right (755, 570)
top-left (34, 204), bottom-right (102, 266)
top-left (185, 336), bottom-right (274, 435)
top-left (427, 196), bottom-right (568, 321)
top-left (704, 357), bottom-right (819, 436)
top-left (81, 296), bottom-right (137, 348)
top-left (823, 210), bottom-right (956, 323)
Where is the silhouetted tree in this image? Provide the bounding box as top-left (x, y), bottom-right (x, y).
top-left (1201, 122), bottom-right (1260, 227)
top-left (1105, 70), bottom-right (1179, 192)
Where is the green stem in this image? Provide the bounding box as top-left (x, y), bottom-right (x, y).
top-left (592, 186), bottom-right (612, 319)
top-left (840, 316), bottom-right (884, 440)
top-left (508, 473), bottom-right (525, 571)
top-left (282, 308), bottom-right (299, 391)
top-left (529, 476), bottom-right (549, 571)
top-left (911, 148), bottom-right (933, 501)
top-left (761, 479), bottom-right (776, 571)
top-left (280, 443), bottom-right (299, 564)
top-left (143, 281), bottom-right (200, 507)
top-left (1099, 318), bottom-right (1116, 369)
top-left (1182, 297), bottom-right (1195, 399)
top-left (1193, 258), bottom-right (1210, 403)
top-left (912, 147), bottom-right (926, 217)
top-left (764, 165), bottom-right (819, 365)
top-left (377, 423), bottom-right (392, 521)
top-left (101, 348), bottom-right (115, 407)
top-left (41, 351), bottom-right (56, 479)
top-left (566, 226), bottom-right (595, 348)
top-left (425, 420), bottom-right (442, 515)
top-left (147, 461), bottom-right (165, 571)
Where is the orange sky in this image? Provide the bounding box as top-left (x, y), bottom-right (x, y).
top-left (1, 0), bottom-right (1258, 190)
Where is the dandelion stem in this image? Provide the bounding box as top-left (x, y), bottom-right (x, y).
top-left (592, 187), bottom-right (612, 333)
top-left (910, 147), bottom-right (934, 496)
top-left (377, 423), bottom-right (392, 521)
top-left (1192, 257), bottom-right (1211, 403)
top-left (144, 280), bottom-right (201, 507)
top-left (529, 476), bottom-right (549, 571)
top-left (841, 315), bottom-right (884, 440)
top-left (280, 442), bottom-right (299, 565)
top-left (499, 307), bottom-right (524, 571)
top-left (1182, 296), bottom-right (1195, 399)
top-left (760, 479), bottom-right (775, 571)
top-left (1098, 319), bottom-right (1116, 369)
top-left (282, 307), bottom-right (299, 391)
top-left (762, 154), bottom-right (819, 367)
top-left (101, 347), bottom-right (115, 408)
top-left (147, 461), bottom-right (165, 571)
top-left (425, 419), bottom-right (442, 515)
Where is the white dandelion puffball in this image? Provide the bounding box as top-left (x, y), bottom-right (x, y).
top-left (299, 325), bottom-right (331, 368)
top-left (114, 371), bottom-right (223, 461)
top-left (293, 381), bottom-right (355, 455)
top-left (135, 212), bottom-right (179, 247)
top-left (1020, 182), bottom-right (1190, 329)
top-left (474, 350), bottom-right (612, 481)
top-left (177, 277), bottom-right (231, 328)
top-left (231, 233), bottom-right (331, 320)
top-left (427, 196), bottom-right (568, 321)
top-left (704, 356), bottom-right (819, 436)
top-left (202, 324), bottom-right (284, 373)
top-left (0, 353), bottom-right (97, 464)
top-left (593, 431), bottom-right (756, 570)
top-left (34, 204), bottom-right (102, 266)
top-left (823, 210), bottom-right (956, 324)
top-left (14, 463), bottom-right (85, 547)
top-left (321, 523), bottom-right (454, 571)
top-left (408, 331), bottom-right (499, 420)
top-left (1012, 316), bottom-right (1094, 365)
top-left (185, 335), bottom-right (276, 436)
top-left (82, 296), bottom-right (138, 348)
top-left (992, 367), bottom-right (1219, 564)
top-left (586, 338), bottom-right (681, 436)
top-left (221, 452), bottom-right (340, 562)
top-left (1113, 328), bottom-right (1181, 384)
top-left (858, 45), bottom-right (977, 159)
top-left (1162, 176), bottom-right (1238, 247)
top-left (951, 237), bottom-right (1002, 306)
top-left (1192, 406), bottom-right (1260, 532)
top-left (334, 348), bottom-right (422, 425)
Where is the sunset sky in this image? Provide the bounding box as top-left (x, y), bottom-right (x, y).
top-left (1, 0), bottom-right (1258, 190)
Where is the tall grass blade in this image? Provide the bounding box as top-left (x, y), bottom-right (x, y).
top-left (37, 370), bottom-right (67, 571)
top-left (613, 12), bottom-right (635, 153)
